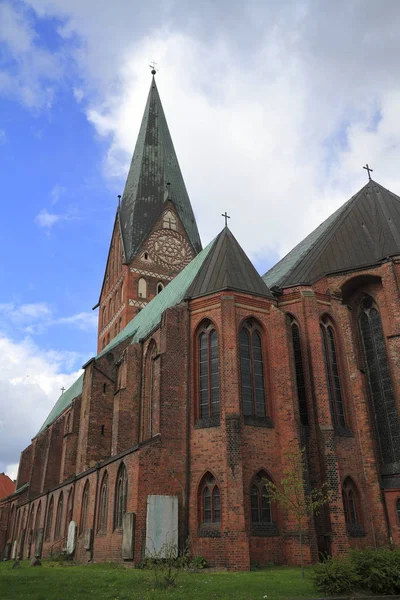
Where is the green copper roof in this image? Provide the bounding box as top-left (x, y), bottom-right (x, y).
top-left (36, 239), bottom-right (215, 437)
top-left (119, 77), bottom-right (202, 263)
top-left (37, 373), bottom-right (84, 435)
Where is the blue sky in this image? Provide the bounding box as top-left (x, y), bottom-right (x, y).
top-left (2, 0), bottom-right (400, 477)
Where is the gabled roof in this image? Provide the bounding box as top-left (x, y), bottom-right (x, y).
top-left (36, 239), bottom-right (215, 436)
top-left (263, 180), bottom-right (400, 288)
top-left (119, 77), bottom-right (202, 263)
top-left (0, 473), bottom-right (15, 500)
top-left (186, 227), bottom-right (273, 299)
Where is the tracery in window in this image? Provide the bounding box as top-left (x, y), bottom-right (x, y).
top-left (198, 320), bottom-right (220, 420)
top-left (320, 317), bottom-right (346, 428)
top-left (54, 493), bottom-right (63, 540)
top-left (342, 477), bottom-right (363, 536)
top-left (289, 317), bottom-right (308, 426)
top-left (80, 481), bottom-right (90, 534)
top-left (359, 296), bottom-right (400, 465)
top-left (239, 319), bottom-right (267, 418)
top-left (45, 496), bottom-right (54, 540)
top-left (163, 209), bottom-right (177, 230)
top-left (114, 463), bottom-right (127, 529)
top-left (199, 472), bottom-right (220, 525)
top-left (98, 472), bottom-right (109, 533)
top-left (250, 471), bottom-right (273, 524)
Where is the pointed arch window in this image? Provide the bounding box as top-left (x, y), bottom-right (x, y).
top-left (342, 477), bottom-right (364, 536)
top-left (45, 496), bottom-right (54, 541)
top-left (157, 282), bottom-right (164, 295)
top-left (98, 472), bottom-right (109, 533)
top-left (34, 502), bottom-right (41, 536)
top-left (250, 471), bottom-right (278, 536)
top-left (359, 296), bottom-right (400, 465)
top-left (239, 319), bottom-right (267, 418)
top-left (65, 490), bottom-right (73, 539)
top-left (80, 481), bottom-right (90, 534)
top-left (289, 317), bottom-right (308, 426)
top-left (320, 318), bottom-right (346, 429)
top-left (198, 320), bottom-right (220, 420)
top-left (396, 499), bottom-right (400, 525)
top-left (114, 463), bottom-right (127, 530)
top-left (199, 473), bottom-right (220, 526)
top-left (54, 493), bottom-right (63, 540)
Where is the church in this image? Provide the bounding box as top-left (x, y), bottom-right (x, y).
top-left (1, 73), bottom-right (400, 570)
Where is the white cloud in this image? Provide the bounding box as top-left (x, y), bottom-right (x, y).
top-left (0, 1), bottom-right (61, 109)
top-left (0, 129), bottom-right (6, 144)
top-left (5, 463), bottom-right (19, 481)
top-left (0, 302), bottom-right (98, 336)
top-left (34, 208), bottom-right (63, 229)
top-left (50, 184), bottom-right (66, 205)
top-left (73, 87), bottom-right (84, 103)
top-left (0, 334), bottom-right (83, 473)
top-left (18, 0), bottom-right (400, 269)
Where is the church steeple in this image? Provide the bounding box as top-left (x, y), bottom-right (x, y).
top-left (119, 76), bottom-right (202, 264)
top-left (97, 76), bottom-right (202, 352)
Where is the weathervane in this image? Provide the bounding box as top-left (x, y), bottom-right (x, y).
top-left (221, 211), bottom-right (230, 227)
top-left (363, 164), bottom-right (373, 181)
top-left (149, 61), bottom-right (158, 76)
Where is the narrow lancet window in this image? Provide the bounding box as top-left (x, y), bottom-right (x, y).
top-left (359, 296), bottom-right (400, 465)
top-left (240, 319), bottom-right (266, 417)
top-left (289, 318), bottom-right (308, 426)
top-left (198, 321), bottom-right (220, 419)
top-left (321, 319), bottom-right (346, 428)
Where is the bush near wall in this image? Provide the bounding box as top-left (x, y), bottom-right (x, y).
top-left (312, 548), bottom-right (400, 596)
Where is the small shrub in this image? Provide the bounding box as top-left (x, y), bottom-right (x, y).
top-left (351, 548), bottom-right (400, 595)
top-left (312, 556), bottom-right (360, 595)
top-left (188, 556), bottom-right (207, 571)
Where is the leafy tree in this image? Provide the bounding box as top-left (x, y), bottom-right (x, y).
top-left (264, 447), bottom-right (331, 577)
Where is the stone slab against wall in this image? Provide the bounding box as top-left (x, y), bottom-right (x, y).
top-left (122, 512), bottom-right (135, 560)
top-left (66, 521), bottom-right (77, 555)
top-left (145, 495), bottom-right (178, 557)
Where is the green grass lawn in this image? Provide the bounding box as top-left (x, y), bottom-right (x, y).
top-left (0, 561), bottom-right (317, 600)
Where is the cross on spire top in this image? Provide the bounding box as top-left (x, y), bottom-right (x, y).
top-left (363, 163), bottom-right (373, 181)
top-left (221, 211), bottom-right (230, 227)
top-left (149, 61), bottom-right (158, 76)
top-left (60, 387), bottom-right (65, 395)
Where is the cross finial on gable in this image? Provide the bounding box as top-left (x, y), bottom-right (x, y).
top-left (221, 212), bottom-right (230, 227)
top-left (363, 164), bottom-right (373, 181)
top-left (60, 387), bottom-right (65, 395)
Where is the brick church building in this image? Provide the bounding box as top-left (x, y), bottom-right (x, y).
top-left (1, 74), bottom-right (400, 570)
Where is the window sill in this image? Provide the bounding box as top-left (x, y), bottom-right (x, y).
top-left (195, 416), bottom-right (220, 429)
top-left (251, 523), bottom-right (279, 537)
top-left (347, 524), bottom-right (366, 537)
top-left (244, 415), bottom-right (274, 428)
top-left (334, 426), bottom-right (353, 438)
top-left (198, 524), bottom-right (221, 538)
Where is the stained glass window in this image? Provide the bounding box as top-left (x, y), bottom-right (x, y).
top-left (199, 473), bottom-right (220, 524)
top-left (250, 472), bottom-right (273, 524)
top-left (290, 320), bottom-right (309, 426)
top-left (198, 322), bottom-right (220, 418)
top-left (114, 464), bottom-right (127, 529)
top-left (359, 297), bottom-right (400, 465)
top-left (240, 320), bottom-right (267, 417)
top-left (321, 321), bottom-right (346, 428)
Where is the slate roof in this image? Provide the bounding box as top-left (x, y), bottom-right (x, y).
top-left (0, 474), bottom-right (15, 500)
top-left (186, 227), bottom-right (273, 299)
top-left (263, 180), bottom-right (400, 288)
top-left (119, 76), bottom-right (202, 263)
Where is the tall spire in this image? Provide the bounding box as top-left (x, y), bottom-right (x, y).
top-left (119, 77), bottom-right (202, 264)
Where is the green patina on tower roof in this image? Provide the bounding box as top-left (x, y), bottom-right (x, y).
top-left (36, 239), bottom-right (216, 436)
top-left (119, 76), bottom-right (202, 263)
